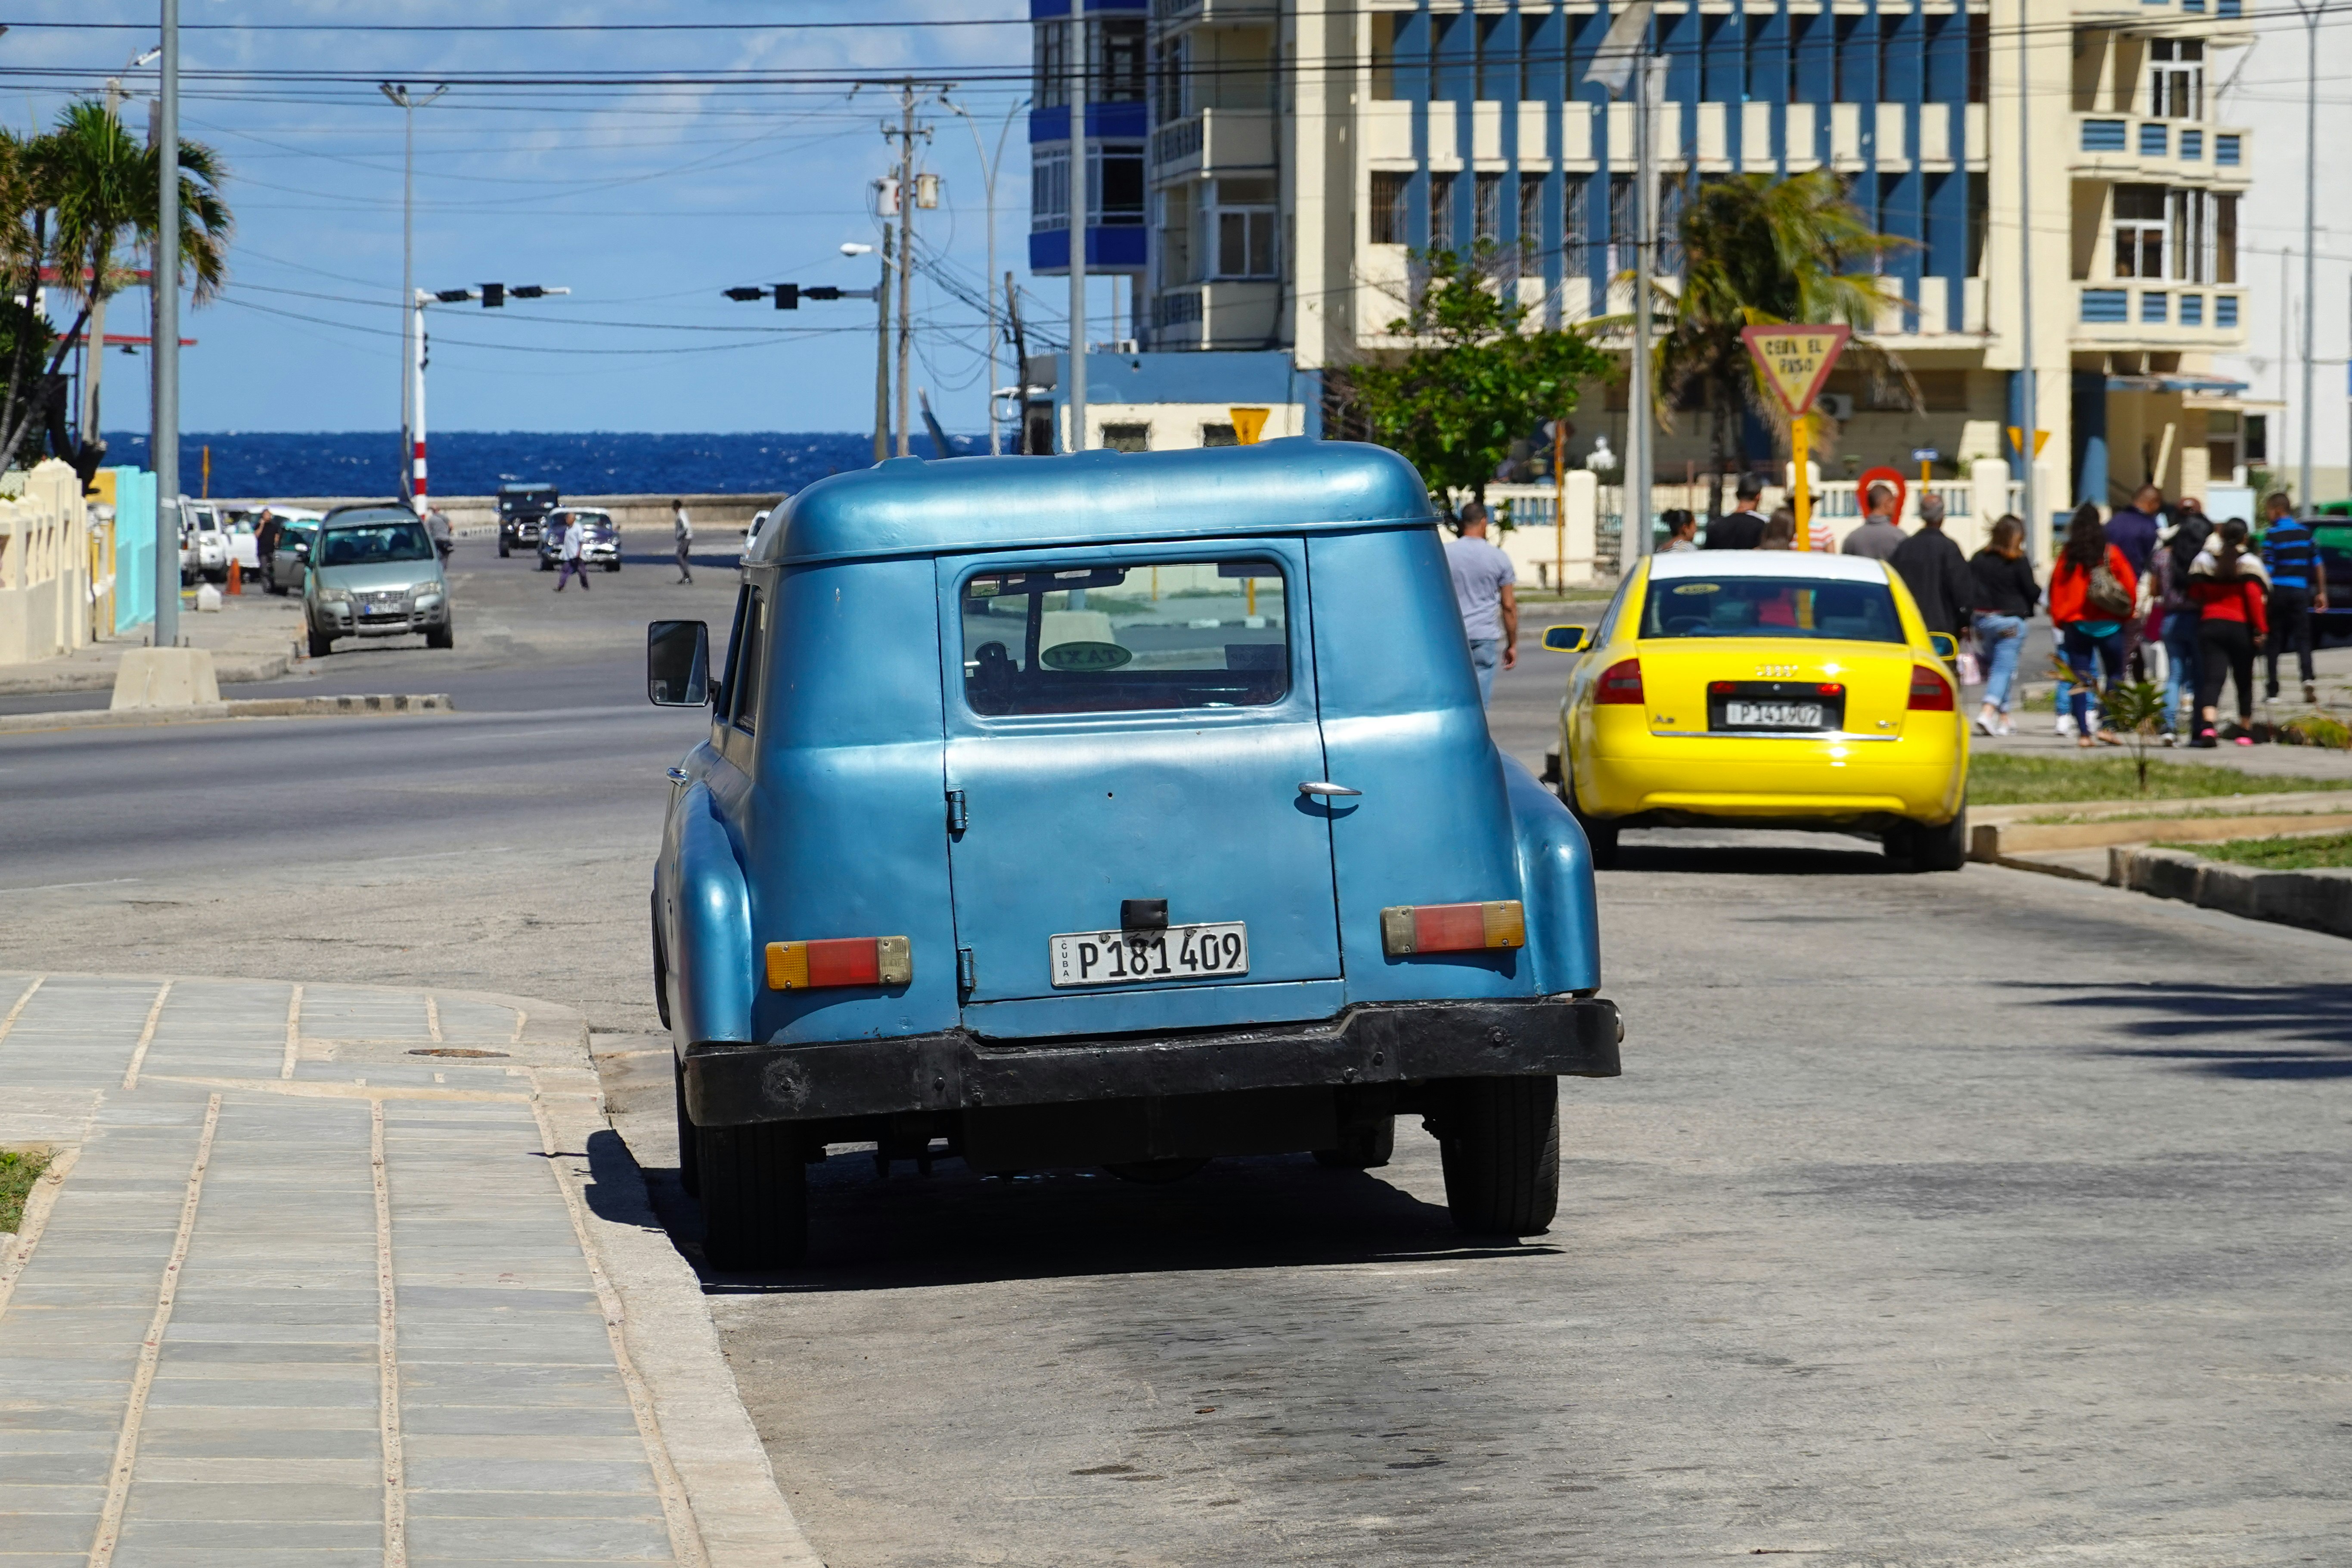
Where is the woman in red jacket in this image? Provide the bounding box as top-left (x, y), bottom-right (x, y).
top-left (2187, 518), bottom-right (2270, 746)
top-left (2048, 505), bottom-right (2139, 748)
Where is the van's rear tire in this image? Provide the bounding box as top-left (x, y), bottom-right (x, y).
top-left (695, 1121), bottom-right (806, 1269)
top-left (1314, 1114), bottom-right (1395, 1169)
top-left (1437, 1076), bottom-right (1560, 1236)
top-left (674, 1059), bottom-right (698, 1198)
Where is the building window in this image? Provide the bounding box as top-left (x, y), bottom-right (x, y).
top-left (1090, 144), bottom-right (1145, 227)
top-left (1608, 174), bottom-right (1635, 272)
top-left (1031, 150), bottom-right (1069, 232)
top-left (2218, 294), bottom-right (2240, 328)
top-left (1101, 423), bottom-right (1151, 453)
top-left (1201, 422), bottom-right (1238, 447)
top-left (1430, 171), bottom-right (1458, 250)
top-left (1563, 178), bottom-right (1591, 274)
top-left (1211, 177), bottom-right (1278, 277)
top-left (2082, 120), bottom-right (2128, 152)
top-left (2180, 128), bottom-right (2203, 160)
top-left (1476, 12), bottom-right (1509, 100)
top-left (1155, 291), bottom-right (1202, 329)
top-left (1154, 37), bottom-right (1189, 122)
top-left (2082, 289), bottom-right (2129, 323)
top-left (2141, 291), bottom-right (2169, 325)
top-left (2214, 193), bottom-right (2237, 283)
top-left (1520, 14), bottom-right (1544, 102)
top-left (1657, 176), bottom-right (1687, 275)
top-left (1369, 13), bottom-right (1398, 102)
top-left (2170, 188), bottom-right (2206, 282)
top-left (1474, 173), bottom-right (1502, 246)
top-left (1370, 171), bottom-right (1410, 246)
top-left (1428, 12), bottom-right (1456, 100)
top-left (1098, 19), bottom-right (1146, 104)
top-left (2215, 134), bottom-right (2240, 165)
top-left (1160, 183), bottom-right (1198, 284)
top-left (1035, 22), bottom-right (1067, 111)
top-left (1834, 14), bottom-right (1863, 103)
top-left (2219, 0), bottom-right (2242, 16)
top-left (2139, 122), bottom-right (2169, 158)
top-left (1968, 13), bottom-right (1990, 104)
top-left (1517, 175), bottom-right (1543, 266)
top-left (2113, 184), bottom-right (2165, 278)
top-left (2149, 40), bottom-right (2203, 120)
top-left (2179, 294), bottom-right (2204, 327)
top-left (1967, 171), bottom-right (1988, 276)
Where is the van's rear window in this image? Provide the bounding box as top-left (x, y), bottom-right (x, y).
top-left (961, 560), bottom-right (1288, 715)
top-left (1639, 576), bottom-right (1905, 643)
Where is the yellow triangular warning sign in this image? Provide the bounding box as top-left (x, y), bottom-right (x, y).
top-left (1739, 325), bottom-right (1852, 416)
top-left (2006, 425), bottom-right (2051, 459)
top-left (1229, 406), bottom-right (1270, 445)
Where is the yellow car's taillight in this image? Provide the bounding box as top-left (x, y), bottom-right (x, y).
top-left (1378, 900), bottom-right (1526, 956)
top-left (765, 936), bottom-right (912, 990)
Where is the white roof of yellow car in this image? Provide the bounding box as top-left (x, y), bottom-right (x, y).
top-left (1647, 550), bottom-right (1892, 585)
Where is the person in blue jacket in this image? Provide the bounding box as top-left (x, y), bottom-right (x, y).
top-left (2259, 491), bottom-right (2325, 706)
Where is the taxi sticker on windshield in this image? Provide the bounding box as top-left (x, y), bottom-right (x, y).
top-left (1672, 582), bottom-right (1721, 594)
top-left (1040, 640), bottom-right (1134, 672)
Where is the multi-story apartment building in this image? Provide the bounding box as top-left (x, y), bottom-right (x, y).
top-left (1030, 0), bottom-right (2259, 526)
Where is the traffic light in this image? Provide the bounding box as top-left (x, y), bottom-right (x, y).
top-left (481, 283), bottom-right (505, 308)
top-left (774, 284), bottom-right (799, 310)
top-left (510, 285), bottom-right (546, 299)
top-left (803, 286), bottom-right (842, 302)
top-left (723, 286), bottom-right (763, 302)
top-left (434, 289), bottom-right (472, 304)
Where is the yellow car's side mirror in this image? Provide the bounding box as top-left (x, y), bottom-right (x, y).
top-left (1927, 632), bottom-right (1959, 661)
top-left (1542, 624), bottom-right (1591, 653)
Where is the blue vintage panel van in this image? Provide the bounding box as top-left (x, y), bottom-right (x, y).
top-left (646, 441), bottom-right (1620, 1267)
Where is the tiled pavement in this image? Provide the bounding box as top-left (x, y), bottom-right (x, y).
top-left (0, 973), bottom-right (789, 1567)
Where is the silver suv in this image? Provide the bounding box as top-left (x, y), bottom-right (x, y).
top-left (304, 506), bottom-right (453, 658)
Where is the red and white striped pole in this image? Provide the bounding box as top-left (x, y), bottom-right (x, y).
top-left (410, 289), bottom-right (429, 512)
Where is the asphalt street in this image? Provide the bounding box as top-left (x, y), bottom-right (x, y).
top-left (10, 542), bottom-right (2350, 1565)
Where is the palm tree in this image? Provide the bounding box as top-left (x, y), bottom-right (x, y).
top-left (16, 98), bottom-right (230, 478)
top-left (0, 129), bottom-right (56, 475)
top-left (1653, 171), bottom-right (1910, 522)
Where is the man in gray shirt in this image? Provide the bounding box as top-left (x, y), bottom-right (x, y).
top-left (1444, 500), bottom-right (1517, 707)
top-left (1840, 483), bottom-right (1905, 560)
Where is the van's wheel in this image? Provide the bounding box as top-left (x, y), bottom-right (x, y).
top-left (307, 628), bottom-right (334, 658)
top-left (1436, 1076), bottom-right (1560, 1236)
top-left (1104, 1158), bottom-right (1207, 1184)
top-left (1314, 1115), bottom-right (1395, 1169)
top-left (674, 1059), bottom-right (699, 1198)
top-left (695, 1120), bottom-right (806, 1269)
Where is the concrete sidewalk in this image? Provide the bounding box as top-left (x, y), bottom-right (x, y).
top-left (0, 972), bottom-right (813, 1567)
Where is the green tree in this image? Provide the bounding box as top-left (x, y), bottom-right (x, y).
top-left (1347, 242), bottom-right (1610, 515)
top-left (1648, 172), bottom-right (1910, 521)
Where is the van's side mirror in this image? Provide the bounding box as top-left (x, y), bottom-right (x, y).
top-left (1927, 632), bottom-right (1959, 661)
top-left (1541, 624), bottom-right (1591, 653)
top-left (648, 620), bottom-right (710, 706)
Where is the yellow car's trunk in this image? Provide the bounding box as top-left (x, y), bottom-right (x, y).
top-left (1634, 638), bottom-right (1922, 739)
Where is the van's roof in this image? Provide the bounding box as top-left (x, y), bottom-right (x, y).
top-left (1648, 550), bottom-right (1893, 584)
top-left (757, 439), bottom-right (1436, 566)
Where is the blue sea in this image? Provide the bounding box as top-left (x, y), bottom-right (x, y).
top-left (99, 430), bottom-right (988, 500)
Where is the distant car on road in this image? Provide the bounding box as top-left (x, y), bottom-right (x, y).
top-left (1548, 550), bottom-right (1969, 871)
top-left (740, 508), bottom-right (772, 564)
top-left (644, 441), bottom-right (1621, 1267)
top-left (304, 504), bottom-right (453, 657)
top-left (538, 509), bottom-right (621, 572)
top-left (264, 515), bottom-right (325, 596)
top-left (497, 482), bottom-right (559, 557)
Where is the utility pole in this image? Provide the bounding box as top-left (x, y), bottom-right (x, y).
top-left (947, 96), bottom-right (1025, 455)
top-left (2016, 0), bottom-right (2038, 547)
top-left (1067, 8), bottom-right (1089, 453)
top-left (413, 284), bottom-right (567, 509)
top-left (380, 83), bottom-right (447, 503)
top-left (869, 230), bottom-right (891, 463)
top-left (1584, 5), bottom-right (1653, 571)
top-left (2294, 0), bottom-right (2320, 514)
top-left (1005, 272), bottom-right (1032, 454)
top-left (882, 84), bottom-right (937, 460)
top-left (153, 8), bottom-right (178, 650)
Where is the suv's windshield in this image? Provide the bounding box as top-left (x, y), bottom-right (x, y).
top-left (1640, 575), bottom-right (1905, 643)
top-left (962, 559), bottom-right (1289, 715)
top-left (321, 521), bottom-right (435, 567)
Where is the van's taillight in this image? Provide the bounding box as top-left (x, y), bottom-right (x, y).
top-left (1378, 900), bottom-right (1526, 956)
top-left (1908, 667), bottom-right (1955, 711)
top-left (1595, 658), bottom-right (1644, 705)
top-left (766, 937), bottom-right (912, 990)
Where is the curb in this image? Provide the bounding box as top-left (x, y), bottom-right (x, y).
top-left (0, 692), bottom-right (453, 734)
top-left (1970, 811), bottom-right (2352, 861)
top-left (0, 650), bottom-right (292, 697)
top-left (2107, 845), bottom-right (2352, 939)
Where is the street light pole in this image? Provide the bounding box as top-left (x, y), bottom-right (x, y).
top-left (2016, 0), bottom-right (2037, 549)
top-left (153, 3), bottom-right (178, 650)
top-left (1067, 8), bottom-right (1088, 453)
top-left (380, 83), bottom-right (447, 503)
top-left (412, 284), bottom-right (566, 510)
top-left (2294, 0), bottom-right (2319, 514)
top-left (947, 96), bottom-right (1027, 456)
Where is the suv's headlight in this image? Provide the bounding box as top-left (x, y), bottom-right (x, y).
top-left (317, 587), bottom-right (352, 604)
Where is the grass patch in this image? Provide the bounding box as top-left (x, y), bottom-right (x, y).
top-left (2156, 832), bottom-right (2352, 870)
top-left (1967, 752), bottom-right (2352, 806)
top-left (0, 1147), bottom-right (52, 1234)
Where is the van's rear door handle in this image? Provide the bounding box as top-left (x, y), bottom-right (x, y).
top-left (1298, 781), bottom-right (1362, 798)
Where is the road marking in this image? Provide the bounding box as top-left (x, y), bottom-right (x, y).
top-left (425, 994), bottom-right (442, 1043)
top-left (121, 980), bottom-right (173, 1090)
top-left (372, 1099), bottom-right (408, 1568)
top-left (281, 984), bottom-right (303, 1079)
top-left (1, 876), bottom-right (140, 894)
top-left (528, 1090), bottom-right (709, 1568)
top-left (0, 1143), bottom-right (81, 1325)
top-left (88, 1093), bottom-right (221, 1568)
top-left (0, 975), bottom-right (43, 1043)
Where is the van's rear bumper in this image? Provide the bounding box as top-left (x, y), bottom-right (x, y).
top-left (683, 997), bottom-right (1622, 1129)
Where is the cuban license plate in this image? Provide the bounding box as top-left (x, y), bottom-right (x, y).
top-left (1722, 700), bottom-right (1826, 730)
top-left (1049, 922), bottom-right (1249, 988)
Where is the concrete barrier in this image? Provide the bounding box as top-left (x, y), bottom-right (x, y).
top-left (209, 493), bottom-right (782, 537)
top-left (2107, 845), bottom-right (2352, 939)
top-left (0, 692), bottom-right (453, 735)
top-left (110, 647), bottom-right (221, 710)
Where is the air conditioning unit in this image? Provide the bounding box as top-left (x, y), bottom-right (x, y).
top-left (1817, 393), bottom-right (1855, 422)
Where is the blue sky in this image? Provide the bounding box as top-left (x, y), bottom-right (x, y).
top-left (14, 2), bottom-right (1062, 434)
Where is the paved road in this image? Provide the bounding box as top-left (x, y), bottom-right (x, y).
top-left (16, 546), bottom-right (2352, 1564)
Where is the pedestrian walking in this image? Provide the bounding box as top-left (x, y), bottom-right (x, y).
top-left (1660, 509), bottom-right (1700, 553)
top-left (673, 499), bottom-right (694, 584)
top-left (2048, 503), bottom-right (2138, 748)
top-left (1840, 484), bottom-right (1904, 560)
top-left (1890, 495), bottom-right (1975, 640)
top-left (1759, 509), bottom-right (1797, 550)
top-left (1967, 514), bottom-right (2039, 736)
top-left (554, 515), bottom-right (592, 593)
top-left (423, 505), bottom-right (453, 564)
top-left (2151, 509), bottom-right (2212, 739)
top-left (2258, 491), bottom-right (2324, 705)
top-left (2188, 519), bottom-right (2269, 745)
top-left (1704, 474), bottom-right (1768, 550)
top-left (1445, 500), bottom-right (1517, 708)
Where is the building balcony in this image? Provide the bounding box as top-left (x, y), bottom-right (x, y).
top-left (2074, 283), bottom-right (2245, 347)
top-left (2072, 114), bottom-right (2249, 186)
top-left (1150, 0), bottom-right (1276, 23)
top-left (1149, 108), bottom-right (1275, 180)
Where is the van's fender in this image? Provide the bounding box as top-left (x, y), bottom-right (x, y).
top-left (1502, 754), bottom-right (1603, 995)
top-left (671, 783), bottom-right (755, 1046)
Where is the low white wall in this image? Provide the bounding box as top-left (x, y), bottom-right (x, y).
top-left (0, 461), bottom-right (92, 666)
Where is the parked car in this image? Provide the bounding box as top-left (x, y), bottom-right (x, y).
top-left (304, 504), bottom-right (453, 657)
top-left (740, 508), bottom-right (772, 564)
top-left (177, 501), bottom-right (228, 584)
top-left (497, 481), bottom-right (560, 557)
top-left (538, 508), bottom-right (622, 572)
top-left (1546, 550), bottom-right (1969, 871)
top-left (644, 442), bottom-right (1623, 1267)
top-left (264, 518), bottom-right (322, 596)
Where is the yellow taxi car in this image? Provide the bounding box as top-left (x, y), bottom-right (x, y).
top-left (1542, 550), bottom-right (1968, 871)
